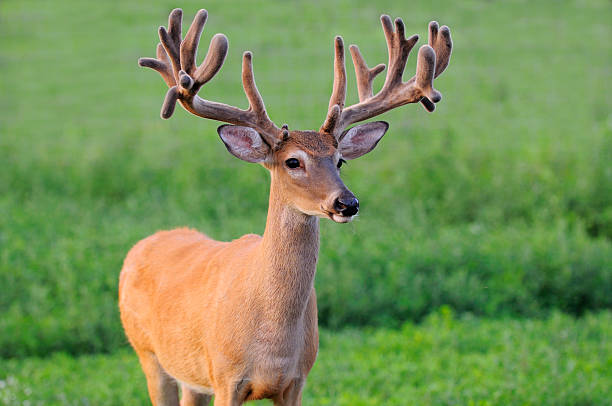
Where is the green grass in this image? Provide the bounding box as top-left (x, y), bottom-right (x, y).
top-left (1, 0), bottom-right (611, 357)
top-left (1, 311), bottom-right (610, 405)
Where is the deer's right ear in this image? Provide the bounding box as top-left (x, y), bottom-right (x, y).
top-left (217, 125), bottom-right (271, 163)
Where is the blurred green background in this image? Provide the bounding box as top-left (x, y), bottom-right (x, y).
top-left (1, 0), bottom-right (610, 404)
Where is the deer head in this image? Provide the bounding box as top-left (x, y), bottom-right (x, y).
top-left (139, 9), bottom-right (452, 223)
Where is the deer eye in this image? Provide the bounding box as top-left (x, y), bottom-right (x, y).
top-left (285, 158), bottom-right (300, 169)
top-left (337, 158), bottom-right (346, 169)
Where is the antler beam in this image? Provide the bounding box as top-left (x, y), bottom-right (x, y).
top-left (320, 15), bottom-right (452, 138)
top-left (138, 9), bottom-right (282, 146)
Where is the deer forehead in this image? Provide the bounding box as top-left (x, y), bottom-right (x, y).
top-left (275, 130), bottom-right (338, 157)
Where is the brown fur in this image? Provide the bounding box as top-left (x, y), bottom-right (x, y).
top-left (120, 133), bottom-right (347, 405)
top-left (275, 130), bottom-right (337, 154)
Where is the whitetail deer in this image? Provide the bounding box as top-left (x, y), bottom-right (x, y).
top-left (120, 8), bottom-right (452, 405)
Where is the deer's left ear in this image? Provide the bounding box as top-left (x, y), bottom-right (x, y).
top-left (338, 121), bottom-right (389, 160)
top-left (217, 125), bottom-right (271, 163)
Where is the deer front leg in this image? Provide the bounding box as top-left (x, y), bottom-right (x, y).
top-left (137, 351), bottom-right (180, 406)
top-left (180, 384), bottom-right (212, 406)
top-left (273, 379), bottom-right (305, 406)
top-left (211, 379), bottom-right (250, 406)
top-left (212, 392), bottom-right (241, 406)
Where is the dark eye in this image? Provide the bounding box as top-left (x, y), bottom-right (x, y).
top-left (337, 158), bottom-right (346, 169)
top-left (285, 158), bottom-right (300, 169)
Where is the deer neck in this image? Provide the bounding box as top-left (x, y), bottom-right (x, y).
top-left (256, 176), bottom-right (320, 326)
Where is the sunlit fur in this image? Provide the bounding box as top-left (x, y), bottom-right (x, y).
top-left (119, 130), bottom-right (355, 405)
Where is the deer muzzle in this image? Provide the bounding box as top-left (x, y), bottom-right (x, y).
top-left (329, 190), bottom-right (359, 223)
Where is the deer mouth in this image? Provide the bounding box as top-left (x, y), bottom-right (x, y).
top-left (332, 213), bottom-right (355, 223)
top-left (323, 208), bottom-right (356, 223)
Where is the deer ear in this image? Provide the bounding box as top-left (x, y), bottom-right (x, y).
top-left (217, 125), bottom-right (270, 163)
top-left (338, 121), bottom-right (389, 160)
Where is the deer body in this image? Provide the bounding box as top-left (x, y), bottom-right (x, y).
top-left (123, 8), bottom-right (451, 405)
top-left (120, 199), bottom-right (319, 403)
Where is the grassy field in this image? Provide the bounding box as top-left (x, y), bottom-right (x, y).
top-left (1, 311), bottom-right (610, 406)
top-left (1, 0), bottom-right (611, 404)
top-left (1, 0), bottom-right (610, 358)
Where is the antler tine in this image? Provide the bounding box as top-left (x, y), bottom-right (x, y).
top-left (380, 16), bottom-right (419, 90)
top-left (161, 86), bottom-right (180, 119)
top-left (328, 36), bottom-right (347, 111)
top-left (321, 36), bottom-right (347, 134)
top-left (349, 45), bottom-right (385, 102)
top-left (428, 21), bottom-right (453, 78)
top-left (415, 45), bottom-right (441, 112)
top-left (139, 43), bottom-right (175, 87)
top-left (416, 21), bottom-right (452, 112)
top-left (193, 34), bottom-right (229, 88)
top-left (158, 8), bottom-right (183, 83)
top-left (180, 9), bottom-right (208, 76)
top-left (242, 51), bottom-right (281, 145)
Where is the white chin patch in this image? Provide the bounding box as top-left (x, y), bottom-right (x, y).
top-left (332, 214), bottom-right (354, 223)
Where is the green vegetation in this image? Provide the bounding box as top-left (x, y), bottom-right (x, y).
top-left (1, 0), bottom-right (610, 358)
top-left (1, 0), bottom-right (611, 403)
top-left (1, 311), bottom-right (610, 405)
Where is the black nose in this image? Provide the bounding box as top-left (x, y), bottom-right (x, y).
top-left (334, 194), bottom-right (359, 217)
